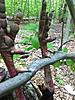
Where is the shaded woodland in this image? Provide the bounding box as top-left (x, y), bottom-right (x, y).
top-left (0, 0), bottom-right (75, 100)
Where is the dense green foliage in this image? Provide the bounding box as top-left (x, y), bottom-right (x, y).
top-left (5, 0), bottom-right (42, 16)
top-left (19, 23), bottom-right (40, 50)
top-left (5, 0), bottom-right (65, 19)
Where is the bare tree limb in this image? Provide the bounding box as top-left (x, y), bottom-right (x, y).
top-left (58, 39), bottom-right (74, 51)
top-left (0, 51), bottom-right (75, 98)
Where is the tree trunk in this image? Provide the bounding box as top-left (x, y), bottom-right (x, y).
top-left (38, 0), bottom-right (54, 99)
top-left (0, 0), bottom-right (26, 99)
top-left (66, 0), bottom-right (75, 24)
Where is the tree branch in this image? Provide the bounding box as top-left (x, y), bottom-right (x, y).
top-left (58, 39), bottom-right (74, 51)
top-left (11, 50), bottom-right (30, 55)
top-left (0, 52), bottom-right (75, 97)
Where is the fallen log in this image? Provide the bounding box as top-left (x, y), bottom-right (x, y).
top-left (0, 51), bottom-right (75, 98)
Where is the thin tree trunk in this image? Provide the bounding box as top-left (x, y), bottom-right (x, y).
top-left (66, 0), bottom-right (75, 24)
top-left (38, 0), bottom-right (54, 99)
top-left (63, 9), bottom-right (71, 43)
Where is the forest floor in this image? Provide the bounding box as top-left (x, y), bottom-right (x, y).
top-left (0, 22), bottom-right (75, 100)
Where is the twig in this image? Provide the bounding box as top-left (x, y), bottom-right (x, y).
top-left (11, 50), bottom-right (30, 55)
top-left (15, 42), bottom-right (31, 45)
top-left (58, 39), bottom-right (74, 51)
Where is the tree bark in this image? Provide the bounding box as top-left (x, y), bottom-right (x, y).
top-left (66, 0), bottom-right (75, 24)
top-left (38, 1), bottom-right (56, 99)
top-left (0, 0), bottom-right (26, 99)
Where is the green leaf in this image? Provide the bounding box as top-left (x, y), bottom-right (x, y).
top-left (0, 54), bottom-right (2, 60)
top-left (31, 36), bottom-right (40, 49)
top-left (25, 46), bottom-right (33, 51)
top-left (21, 39), bottom-right (29, 44)
top-left (70, 64), bottom-right (75, 72)
top-left (57, 79), bottom-right (64, 85)
top-left (47, 43), bottom-right (54, 49)
top-left (24, 35), bottom-right (30, 40)
top-left (30, 35), bottom-right (33, 41)
top-left (20, 35), bottom-right (32, 45)
top-left (13, 54), bottom-right (20, 61)
top-left (66, 59), bottom-right (74, 66)
top-left (62, 47), bottom-right (68, 53)
top-left (55, 75), bottom-right (64, 85)
top-left (25, 23), bottom-right (38, 32)
top-left (53, 61), bottom-right (61, 68)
